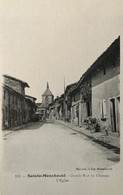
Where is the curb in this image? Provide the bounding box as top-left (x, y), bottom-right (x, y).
top-left (55, 120), bottom-right (120, 154)
top-left (3, 122), bottom-right (34, 137)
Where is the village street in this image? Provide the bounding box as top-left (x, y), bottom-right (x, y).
top-left (2, 121), bottom-right (119, 171)
top-left (2, 121), bottom-right (120, 195)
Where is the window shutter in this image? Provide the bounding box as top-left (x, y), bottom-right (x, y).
top-left (100, 100), bottom-right (102, 118)
top-left (103, 99), bottom-right (106, 118)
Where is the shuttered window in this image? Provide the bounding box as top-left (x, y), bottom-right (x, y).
top-left (100, 99), bottom-right (107, 119)
top-left (100, 100), bottom-right (103, 118)
top-left (103, 99), bottom-right (106, 118)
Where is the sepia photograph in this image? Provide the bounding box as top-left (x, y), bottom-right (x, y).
top-left (0, 0), bottom-right (123, 195)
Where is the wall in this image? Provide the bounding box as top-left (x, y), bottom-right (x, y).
top-left (25, 99), bottom-right (33, 123)
top-left (71, 104), bottom-right (78, 125)
top-left (92, 75), bottom-right (120, 132)
top-left (91, 41), bottom-right (120, 133)
top-left (70, 78), bottom-right (91, 126)
top-left (42, 95), bottom-right (53, 105)
top-left (2, 88), bottom-right (9, 128)
top-left (71, 100), bottom-right (81, 126)
top-left (2, 86), bottom-right (36, 129)
top-left (4, 77), bottom-right (25, 95)
top-left (92, 56), bottom-right (120, 88)
top-left (81, 102), bottom-right (88, 122)
top-left (71, 89), bottom-right (80, 102)
top-left (2, 87), bottom-right (26, 129)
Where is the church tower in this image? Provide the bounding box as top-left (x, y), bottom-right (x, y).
top-left (42, 82), bottom-right (54, 105)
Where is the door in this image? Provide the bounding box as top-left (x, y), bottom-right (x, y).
top-left (79, 103), bottom-right (82, 126)
top-left (116, 97), bottom-right (120, 133)
top-left (110, 98), bottom-right (116, 132)
top-left (87, 102), bottom-right (91, 117)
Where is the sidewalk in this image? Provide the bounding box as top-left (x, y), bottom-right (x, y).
top-left (2, 122), bottom-right (35, 137)
top-left (54, 119), bottom-right (120, 153)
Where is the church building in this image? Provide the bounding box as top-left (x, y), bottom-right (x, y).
top-left (36, 83), bottom-right (54, 120)
top-left (42, 82), bottom-right (54, 106)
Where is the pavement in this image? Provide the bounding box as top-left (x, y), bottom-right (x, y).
top-left (54, 119), bottom-right (120, 153)
top-left (2, 122), bottom-right (39, 137)
top-left (1, 121), bottom-right (121, 195)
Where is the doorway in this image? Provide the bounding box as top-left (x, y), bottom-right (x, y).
top-left (116, 96), bottom-right (120, 133)
top-left (110, 98), bottom-right (116, 132)
top-left (87, 102), bottom-right (91, 116)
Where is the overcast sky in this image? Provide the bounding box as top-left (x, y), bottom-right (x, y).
top-left (0, 0), bottom-right (123, 102)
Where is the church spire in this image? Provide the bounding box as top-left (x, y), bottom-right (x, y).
top-left (47, 82), bottom-right (49, 89)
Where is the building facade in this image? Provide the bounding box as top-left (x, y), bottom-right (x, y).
top-left (25, 95), bottom-right (37, 123)
top-left (70, 77), bottom-right (91, 126)
top-left (91, 37), bottom-right (120, 133)
top-left (2, 75), bottom-right (36, 129)
top-left (36, 83), bottom-right (54, 120)
top-left (48, 94), bottom-right (64, 120)
top-left (42, 83), bottom-right (54, 105)
top-left (63, 36), bottom-right (120, 134)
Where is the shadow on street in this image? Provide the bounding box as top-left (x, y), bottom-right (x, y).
top-left (23, 122), bottom-right (45, 130)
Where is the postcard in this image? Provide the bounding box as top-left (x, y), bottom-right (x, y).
top-left (0, 0), bottom-right (123, 194)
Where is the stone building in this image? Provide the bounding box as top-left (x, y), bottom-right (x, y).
top-left (68, 36), bottom-right (120, 133)
top-left (64, 83), bottom-right (77, 123)
top-left (36, 83), bottom-right (54, 120)
top-left (25, 95), bottom-right (37, 123)
top-left (42, 82), bottom-right (54, 105)
top-left (3, 74), bottom-right (29, 95)
top-left (2, 75), bottom-right (36, 129)
top-left (90, 36), bottom-right (120, 133)
top-left (48, 94), bottom-right (64, 120)
top-left (69, 70), bottom-right (92, 126)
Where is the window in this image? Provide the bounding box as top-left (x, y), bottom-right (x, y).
top-left (100, 99), bottom-right (106, 120)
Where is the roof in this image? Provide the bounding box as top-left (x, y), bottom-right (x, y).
top-left (65, 82), bottom-right (77, 95)
top-left (36, 102), bottom-right (49, 108)
top-left (3, 74), bottom-right (30, 88)
top-left (77, 36), bottom-right (120, 88)
top-left (68, 36), bottom-right (120, 94)
top-left (54, 94), bottom-right (64, 103)
top-left (40, 102), bottom-right (49, 108)
top-left (3, 84), bottom-right (25, 97)
top-left (42, 88), bottom-right (53, 96)
top-left (25, 95), bottom-right (37, 101)
top-left (25, 98), bottom-right (35, 106)
top-left (42, 83), bottom-right (53, 96)
top-left (36, 103), bottom-right (42, 106)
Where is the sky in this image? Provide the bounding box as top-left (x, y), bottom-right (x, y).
top-left (0, 0), bottom-right (123, 102)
